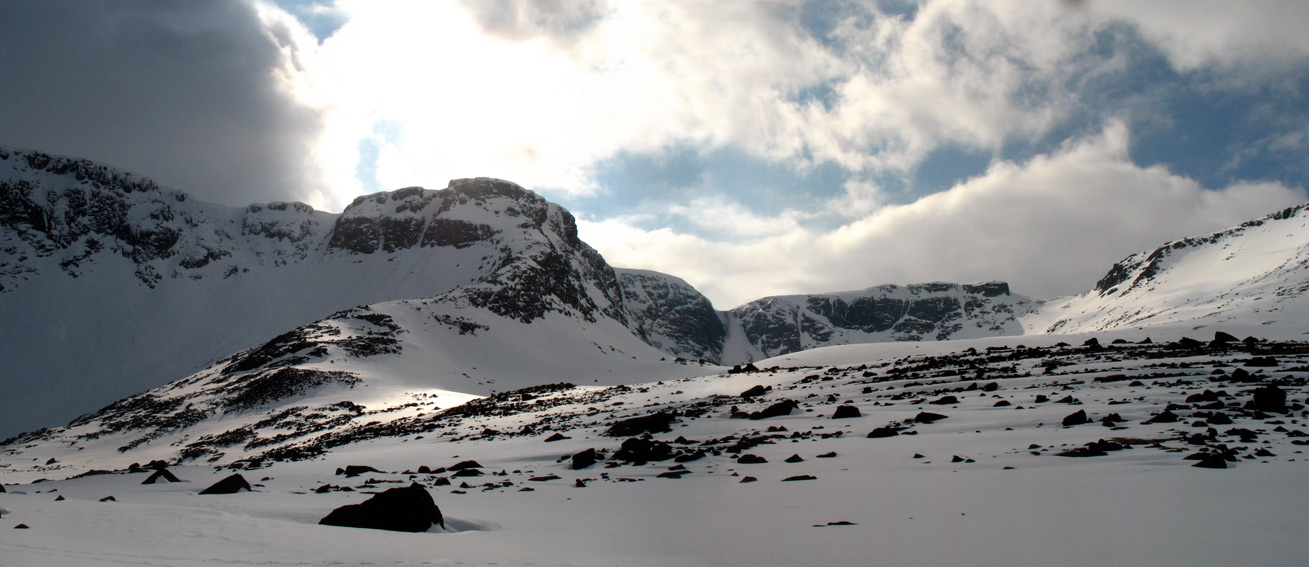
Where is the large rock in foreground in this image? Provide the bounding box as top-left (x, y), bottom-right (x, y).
top-left (319, 483), bottom-right (445, 532)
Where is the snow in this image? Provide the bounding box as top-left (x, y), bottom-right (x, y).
top-left (3, 328), bottom-right (1307, 566)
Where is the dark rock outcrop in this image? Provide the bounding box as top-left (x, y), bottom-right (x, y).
top-left (319, 483), bottom-right (445, 532)
top-left (199, 474), bottom-right (252, 494)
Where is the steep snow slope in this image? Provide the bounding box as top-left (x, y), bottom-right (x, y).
top-left (1026, 204), bottom-right (1309, 338)
top-left (0, 290), bottom-right (717, 473)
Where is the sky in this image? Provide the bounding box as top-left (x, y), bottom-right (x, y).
top-left (2, 1), bottom-right (1308, 308)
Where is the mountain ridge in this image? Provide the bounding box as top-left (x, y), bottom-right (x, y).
top-left (0, 147), bottom-right (1038, 438)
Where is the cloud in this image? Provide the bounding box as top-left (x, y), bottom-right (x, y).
top-left (580, 122), bottom-right (1307, 308)
top-left (1085, 0), bottom-right (1309, 71)
top-left (0, 0), bottom-right (328, 208)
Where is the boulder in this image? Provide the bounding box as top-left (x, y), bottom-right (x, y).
top-left (1250, 385), bottom-right (1287, 413)
top-left (1062, 410), bottom-right (1090, 427)
top-left (866, 427), bottom-right (900, 438)
top-left (928, 396), bottom-right (958, 405)
top-left (784, 454), bottom-right (805, 463)
top-left (831, 405), bottom-right (861, 419)
top-left (447, 460), bottom-right (482, 471)
top-left (200, 474), bottom-right (252, 495)
top-left (341, 465), bottom-right (381, 478)
top-left (913, 412), bottom-right (948, 423)
top-left (606, 412), bottom-right (676, 436)
top-left (319, 483), bottom-right (445, 532)
top-left (749, 400), bottom-right (798, 420)
top-left (736, 454), bottom-right (768, 464)
top-left (738, 385), bottom-right (768, 398)
top-left (141, 468), bottom-right (182, 485)
top-left (571, 448), bottom-right (598, 470)
top-left (613, 437), bottom-right (674, 465)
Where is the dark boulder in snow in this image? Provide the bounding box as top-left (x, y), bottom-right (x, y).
top-left (737, 454), bottom-right (768, 464)
top-left (340, 465), bottom-right (382, 478)
top-left (913, 412), bottom-right (948, 424)
top-left (605, 412), bottom-right (676, 436)
top-left (831, 405), bottom-right (861, 419)
top-left (928, 395), bottom-right (958, 405)
top-left (141, 468), bottom-right (182, 485)
top-left (319, 483), bottom-right (444, 532)
top-left (1249, 385), bottom-right (1287, 413)
top-left (781, 475), bottom-right (816, 482)
top-left (543, 433), bottom-right (569, 442)
top-left (784, 454), bottom-right (805, 463)
top-left (749, 400), bottom-right (798, 420)
top-left (571, 448), bottom-right (598, 470)
top-left (866, 427), bottom-right (900, 438)
top-left (1192, 454), bottom-right (1229, 469)
top-left (613, 437), bottom-right (674, 465)
top-left (200, 474), bottom-right (252, 494)
top-left (738, 384), bottom-right (768, 398)
top-left (1062, 410), bottom-right (1090, 427)
top-left (1143, 410), bottom-right (1180, 424)
top-left (448, 460), bottom-right (482, 471)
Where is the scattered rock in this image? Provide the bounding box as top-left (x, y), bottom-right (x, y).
top-left (739, 385), bottom-right (768, 398)
top-left (913, 412), bottom-right (948, 424)
top-left (781, 475), bottom-right (816, 482)
top-left (200, 474), bottom-right (252, 495)
top-left (543, 433), bottom-right (570, 442)
top-left (99, 496), bottom-right (116, 502)
top-left (816, 452), bottom-right (837, 458)
top-left (740, 476), bottom-right (757, 483)
top-left (447, 460), bottom-right (483, 471)
top-left (14, 524), bottom-right (29, 529)
top-left (737, 454), bottom-right (768, 464)
top-left (928, 396), bottom-right (958, 406)
top-left (784, 454), bottom-right (805, 463)
top-left (319, 483), bottom-right (445, 532)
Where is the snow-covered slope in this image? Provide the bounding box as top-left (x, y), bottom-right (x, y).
top-left (1025, 204), bottom-right (1309, 338)
top-left (2, 331), bottom-right (1306, 566)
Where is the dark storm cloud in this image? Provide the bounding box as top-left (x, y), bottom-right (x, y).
top-left (0, 0), bottom-right (323, 207)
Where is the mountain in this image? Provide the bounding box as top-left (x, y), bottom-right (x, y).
top-left (0, 147), bottom-right (703, 438)
top-left (1024, 203), bottom-right (1309, 338)
top-left (720, 282), bottom-right (1036, 362)
top-left (0, 147), bottom-right (1039, 438)
top-left (617, 271), bottom-right (1037, 365)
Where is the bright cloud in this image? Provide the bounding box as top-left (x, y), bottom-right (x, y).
top-left (580, 122), bottom-right (1306, 308)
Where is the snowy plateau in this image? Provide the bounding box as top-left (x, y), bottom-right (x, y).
top-left (0, 147), bottom-right (1307, 566)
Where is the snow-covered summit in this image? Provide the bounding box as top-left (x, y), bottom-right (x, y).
top-left (1025, 203), bottom-right (1309, 338)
